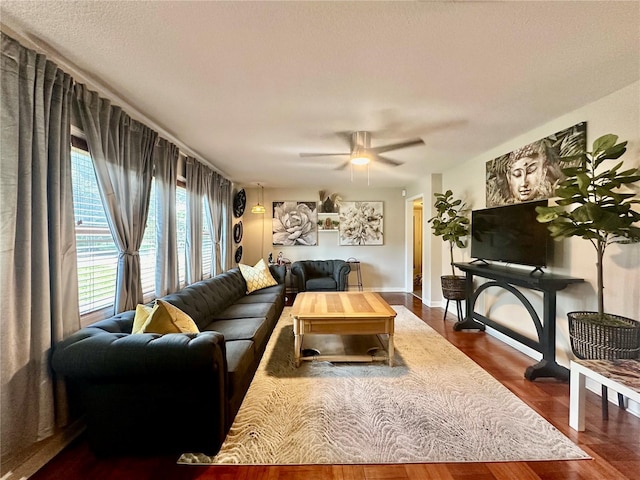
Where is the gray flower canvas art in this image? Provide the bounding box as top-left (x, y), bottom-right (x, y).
top-left (339, 201), bottom-right (384, 245)
top-left (272, 201), bottom-right (318, 246)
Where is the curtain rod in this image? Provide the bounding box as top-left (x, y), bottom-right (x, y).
top-left (0, 22), bottom-right (230, 180)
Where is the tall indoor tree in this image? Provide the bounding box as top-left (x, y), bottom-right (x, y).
top-left (536, 134), bottom-right (640, 321)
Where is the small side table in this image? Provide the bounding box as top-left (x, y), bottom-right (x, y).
top-left (346, 258), bottom-right (363, 291)
top-left (569, 359), bottom-right (640, 431)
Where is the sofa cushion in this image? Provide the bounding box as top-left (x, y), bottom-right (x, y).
top-left (205, 318), bottom-right (270, 355)
top-left (88, 310), bottom-right (136, 334)
top-left (239, 259), bottom-right (278, 293)
top-left (307, 277), bottom-right (338, 291)
top-left (224, 340), bottom-right (255, 401)
top-left (235, 291), bottom-right (281, 304)
top-left (161, 269), bottom-right (247, 328)
top-left (214, 302), bottom-right (276, 321)
top-left (256, 283), bottom-right (285, 294)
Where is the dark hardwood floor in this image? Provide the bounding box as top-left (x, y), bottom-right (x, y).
top-left (31, 293), bottom-right (640, 480)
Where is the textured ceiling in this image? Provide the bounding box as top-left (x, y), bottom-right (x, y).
top-left (1, 1), bottom-right (638, 189)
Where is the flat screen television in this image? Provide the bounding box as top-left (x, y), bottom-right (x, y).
top-left (470, 200), bottom-right (551, 268)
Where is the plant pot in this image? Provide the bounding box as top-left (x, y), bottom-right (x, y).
top-left (568, 311), bottom-right (640, 360)
top-left (441, 275), bottom-right (466, 301)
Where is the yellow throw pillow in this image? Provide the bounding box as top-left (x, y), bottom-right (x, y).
top-left (132, 304), bottom-right (154, 334)
top-left (138, 299), bottom-right (200, 334)
top-left (239, 259), bottom-right (278, 294)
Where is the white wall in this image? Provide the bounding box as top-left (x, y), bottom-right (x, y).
top-left (441, 82), bottom-right (640, 414)
top-left (405, 174), bottom-right (443, 306)
top-left (238, 187), bottom-right (407, 291)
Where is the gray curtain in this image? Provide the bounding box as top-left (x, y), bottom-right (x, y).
top-left (222, 180), bottom-right (233, 270)
top-left (0, 33), bottom-right (80, 461)
top-left (73, 84), bottom-right (158, 313)
top-left (203, 182), bottom-right (215, 279)
top-left (205, 172), bottom-right (232, 275)
top-left (185, 157), bottom-right (210, 284)
top-left (153, 138), bottom-right (179, 296)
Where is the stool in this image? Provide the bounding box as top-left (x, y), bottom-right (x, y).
top-left (444, 299), bottom-right (464, 323)
top-left (570, 359), bottom-right (639, 431)
top-left (601, 386), bottom-right (626, 420)
top-left (346, 258), bottom-right (363, 291)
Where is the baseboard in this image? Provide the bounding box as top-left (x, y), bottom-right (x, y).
top-left (424, 299), bottom-right (442, 308)
top-left (0, 419), bottom-right (84, 480)
top-left (365, 287), bottom-right (406, 292)
top-left (484, 326), bottom-right (542, 362)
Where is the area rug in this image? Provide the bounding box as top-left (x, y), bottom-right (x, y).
top-left (179, 306), bottom-right (589, 465)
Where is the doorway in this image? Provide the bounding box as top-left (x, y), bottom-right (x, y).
top-left (412, 199), bottom-right (423, 298)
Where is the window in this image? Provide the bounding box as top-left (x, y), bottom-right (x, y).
top-left (70, 138), bottom-right (118, 317)
top-left (71, 139), bottom-right (214, 317)
top-left (176, 185), bottom-right (187, 287)
top-left (202, 198), bottom-right (212, 279)
top-left (139, 180), bottom-right (157, 300)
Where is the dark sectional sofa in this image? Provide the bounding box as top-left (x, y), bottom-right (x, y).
top-left (52, 265), bottom-right (286, 456)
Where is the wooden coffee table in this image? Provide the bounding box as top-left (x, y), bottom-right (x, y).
top-left (290, 292), bottom-right (397, 367)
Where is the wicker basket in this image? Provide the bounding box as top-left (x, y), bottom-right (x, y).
top-left (441, 275), bottom-right (466, 301)
top-left (568, 311), bottom-right (640, 360)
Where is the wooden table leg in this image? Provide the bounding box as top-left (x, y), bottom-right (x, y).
top-left (388, 333), bottom-right (394, 367)
top-left (293, 318), bottom-right (302, 367)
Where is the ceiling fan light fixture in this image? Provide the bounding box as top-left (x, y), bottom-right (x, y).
top-left (350, 148), bottom-right (370, 165)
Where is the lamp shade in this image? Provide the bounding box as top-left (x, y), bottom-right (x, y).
top-left (251, 183), bottom-right (266, 214)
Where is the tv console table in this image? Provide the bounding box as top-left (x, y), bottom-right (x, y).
top-left (452, 262), bottom-right (584, 381)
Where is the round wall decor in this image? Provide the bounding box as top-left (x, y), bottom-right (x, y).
top-left (233, 189), bottom-right (246, 218)
top-left (233, 221), bottom-right (243, 244)
top-left (234, 246), bottom-right (243, 263)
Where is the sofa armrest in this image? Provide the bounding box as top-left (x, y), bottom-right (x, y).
top-left (334, 262), bottom-right (351, 291)
top-left (290, 262), bottom-right (307, 292)
top-left (52, 330), bottom-right (226, 379)
top-left (52, 329), bottom-right (229, 456)
top-left (269, 264), bottom-right (286, 284)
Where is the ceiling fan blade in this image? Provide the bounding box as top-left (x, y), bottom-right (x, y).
top-left (371, 110), bottom-right (468, 139)
top-left (299, 152), bottom-right (350, 158)
top-left (370, 138), bottom-right (425, 154)
top-left (334, 160), bottom-right (351, 171)
top-left (335, 131), bottom-right (355, 145)
top-left (372, 153), bottom-right (404, 167)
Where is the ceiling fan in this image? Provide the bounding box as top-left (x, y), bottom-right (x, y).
top-left (299, 131), bottom-right (424, 170)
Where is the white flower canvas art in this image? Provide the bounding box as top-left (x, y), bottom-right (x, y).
top-left (338, 201), bottom-right (384, 245)
top-left (272, 201), bottom-right (318, 246)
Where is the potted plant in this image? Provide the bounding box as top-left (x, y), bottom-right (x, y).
top-left (428, 190), bottom-right (470, 318)
top-left (536, 133), bottom-right (640, 359)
